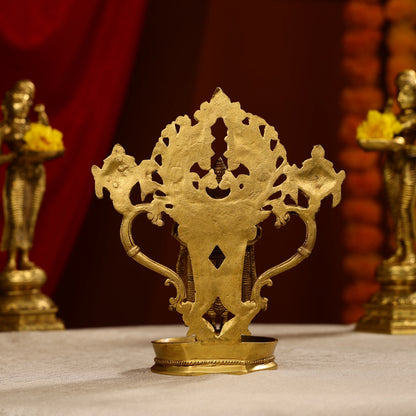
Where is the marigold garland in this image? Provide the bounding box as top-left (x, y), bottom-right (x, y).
top-left (338, 115), bottom-right (363, 145)
top-left (343, 254), bottom-right (383, 280)
top-left (339, 146), bottom-right (380, 169)
top-left (385, 0), bottom-right (416, 23)
top-left (342, 57), bottom-right (381, 85)
top-left (342, 30), bottom-right (382, 55)
top-left (343, 281), bottom-right (380, 303)
top-left (384, 0), bottom-right (416, 258)
top-left (344, 2), bottom-right (384, 28)
top-left (344, 167), bottom-right (384, 196)
top-left (340, 87), bottom-right (384, 114)
top-left (341, 198), bottom-right (383, 224)
top-left (340, 0), bottom-right (385, 324)
top-left (385, 0), bottom-right (416, 95)
top-left (386, 24), bottom-right (416, 53)
top-left (343, 224), bottom-right (384, 253)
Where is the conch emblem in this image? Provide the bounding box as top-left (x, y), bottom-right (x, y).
top-left (92, 89), bottom-right (344, 359)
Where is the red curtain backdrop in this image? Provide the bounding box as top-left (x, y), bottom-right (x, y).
top-left (0, 0), bottom-right (148, 293)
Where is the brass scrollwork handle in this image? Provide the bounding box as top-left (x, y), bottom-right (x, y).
top-left (251, 210), bottom-right (316, 309)
top-left (119, 205), bottom-right (186, 311)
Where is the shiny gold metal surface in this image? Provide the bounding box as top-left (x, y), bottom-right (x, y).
top-left (0, 80), bottom-right (64, 331)
top-left (151, 335), bottom-right (277, 375)
top-left (93, 89), bottom-right (344, 373)
top-left (356, 264), bottom-right (416, 334)
top-left (357, 70), bottom-right (416, 334)
top-left (0, 268), bottom-right (63, 331)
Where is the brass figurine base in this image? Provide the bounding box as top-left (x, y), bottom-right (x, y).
top-left (0, 268), bottom-right (64, 331)
top-left (151, 335), bottom-right (277, 375)
top-left (356, 264), bottom-right (416, 334)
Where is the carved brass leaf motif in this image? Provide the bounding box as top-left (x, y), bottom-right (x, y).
top-left (92, 88), bottom-right (345, 343)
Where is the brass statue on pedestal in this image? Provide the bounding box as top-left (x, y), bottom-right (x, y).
top-left (357, 69), bottom-right (416, 334)
top-left (0, 80), bottom-right (64, 331)
top-left (93, 89), bottom-right (344, 375)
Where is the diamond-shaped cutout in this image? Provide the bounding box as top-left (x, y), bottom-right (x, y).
top-left (209, 245), bottom-right (225, 269)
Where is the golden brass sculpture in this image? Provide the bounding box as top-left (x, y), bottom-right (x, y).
top-left (357, 69), bottom-right (416, 334)
top-left (0, 80), bottom-right (64, 331)
top-left (93, 89), bottom-right (344, 374)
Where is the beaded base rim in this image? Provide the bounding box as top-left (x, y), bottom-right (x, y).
top-left (154, 355), bottom-right (275, 367)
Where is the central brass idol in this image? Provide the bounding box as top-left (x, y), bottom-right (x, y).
top-left (92, 89), bottom-right (344, 375)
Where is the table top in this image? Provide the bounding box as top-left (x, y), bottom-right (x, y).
top-left (1, 324), bottom-right (416, 415)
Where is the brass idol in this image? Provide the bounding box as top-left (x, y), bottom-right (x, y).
top-left (93, 89), bottom-right (344, 374)
top-left (0, 80), bottom-right (64, 331)
top-left (357, 69), bottom-right (416, 334)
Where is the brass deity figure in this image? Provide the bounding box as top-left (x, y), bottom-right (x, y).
top-left (357, 69), bottom-right (416, 334)
top-left (0, 80), bottom-right (64, 331)
top-left (93, 89), bottom-right (344, 374)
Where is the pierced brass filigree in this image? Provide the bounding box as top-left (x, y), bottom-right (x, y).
top-left (93, 89), bottom-right (344, 374)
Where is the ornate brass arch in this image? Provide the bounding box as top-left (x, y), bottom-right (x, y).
top-left (92, 89), bottom-right (345, 344)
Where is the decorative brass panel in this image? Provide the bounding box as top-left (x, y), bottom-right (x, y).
top-left (93, 89), bottom-right (344, 374)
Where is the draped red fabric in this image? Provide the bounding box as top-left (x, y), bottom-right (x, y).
top-left (0, 0), bottom-right (148, 294)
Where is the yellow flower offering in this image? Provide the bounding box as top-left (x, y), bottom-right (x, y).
top-left (24, 123), bottom-right (64, 151)
top-left (356, 110), bottom-right (402, 140)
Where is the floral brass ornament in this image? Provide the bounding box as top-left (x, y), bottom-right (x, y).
top-left (92, 89), bottom-right (345, 375)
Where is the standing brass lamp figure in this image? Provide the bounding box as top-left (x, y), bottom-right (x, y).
top-left (93, 89), bottom-right (344, 375)
top-left (356, 69), bottom-right (416, 334)
top-left (0, 80), bottom-right (64, 331)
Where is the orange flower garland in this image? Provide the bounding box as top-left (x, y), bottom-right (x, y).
top-left (385, 0), bottom-right (416, 95)
top-left (387, 24), bottom-right (416, 54)
top-left (340, 0), bottom-right (385, 323)
top-left (340, 87), bottom-right (384, 113)
top-left (343, 254), bottom-right (383, 280)
top-left (342, 30), bottom-right (383, 55)
top-left (343, 224), bottom-right (385, 252)
top-left (339, 115), bottom-right (364, 145)
top-left (342, 57), bottom-right (381, 85)
top-left (343, 167), bottom-right (384, 197)
top-left (338, 147), bottom-right (380, 170)
top-left (385, 0), bottom-right (416, 23)
top-left (344, 2), bottom-right (384, 28)
top-left (341, 198), bottom-right (383, 224)
top-left (384, 0), bottom-right (416, 250)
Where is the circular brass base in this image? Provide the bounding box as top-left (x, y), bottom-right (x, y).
top-left (151, 335), bottom-right (278, 375)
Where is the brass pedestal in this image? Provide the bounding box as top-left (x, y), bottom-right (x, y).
top-left (356, 264), bottom-right (416, 334)
top-left (151, 335), bottom-right (277, 375)
top-left (0, 268), bottom-right (64, 331)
